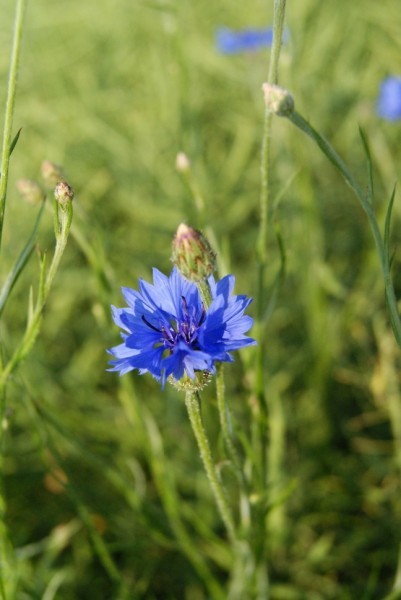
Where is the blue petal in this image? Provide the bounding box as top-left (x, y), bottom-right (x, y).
top-left (377, 76), bottom-right (401, 121)
top-left (216, 27), bottom-right (274, 54)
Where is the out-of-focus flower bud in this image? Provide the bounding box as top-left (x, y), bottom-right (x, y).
top-left (175, 152), bottom-right (191, 173)
top-left (262, 83), bottom-right (294, 117)
top-left (172, 223), bottom-right (216, 282)
top-left (16, 179), bottom-right (44, 205)
top-left (41, 160), bottom-right (66, 188)
top-left (54, 181), bottom-right (74, 205)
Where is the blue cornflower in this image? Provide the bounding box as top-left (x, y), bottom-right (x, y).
top-left (216, 27), bottom-right (273, 54)
top-left (377, 76), bottom-right (401, 121)
top-left (108, 267), bottom-right (255, 386)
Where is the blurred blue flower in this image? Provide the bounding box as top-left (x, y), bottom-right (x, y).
top-left (108, 267), bottom-right (256, 385)
top-left (216, 27), bottom-right (273, 54)
top-left (377, 76), bottom-right (401, 121)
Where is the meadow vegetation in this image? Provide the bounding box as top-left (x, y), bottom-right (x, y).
top-left (1, 0), bottom-right (401, 598)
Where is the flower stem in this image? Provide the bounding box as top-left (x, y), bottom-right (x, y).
top-left (0, 0), bottom-right (27, 253)
top-left (216, 364), bottom-right (241, 474)
top-left (197, 279), bottom-right (212, 309)
top-left (216, 364), bottom-right (251, 533)
top-left (255, 0), bottom-right (288, 486)
top-left (258, 0), bottom-right (287, 261)
top-left (0, 199), bottom-right (73, 388)
top-left (287, 110), bottom-right (401, 347)
top-left (0, 3), bottom-right (27, 595)
top-left (185, 390), bottom-right (236, 541)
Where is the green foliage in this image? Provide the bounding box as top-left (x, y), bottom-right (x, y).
top-left (1, 0), bottom-right (401, 598)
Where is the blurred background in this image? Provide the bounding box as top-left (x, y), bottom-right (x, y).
top-left (1, 0), bottom-right (401, 597)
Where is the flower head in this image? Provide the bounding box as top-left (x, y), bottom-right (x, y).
top-left (216, 27), bottom-right (273, 54)
top-left (108, 267), bottom-right (255, 386)
top-left (377, 76), bottom-right (401, 121)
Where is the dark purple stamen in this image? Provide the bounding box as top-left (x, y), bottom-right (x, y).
top-left (142, 315), bottom-right (161, 333)
top-left (142, 298), bottom-right (205, 350)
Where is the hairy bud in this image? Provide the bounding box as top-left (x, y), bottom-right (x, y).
top-left (172, 223), bottom-right (216, 282)
top-left (54, 181), bottom-right (74, 205)
top-left (262, 83), bottom-right (294, 117)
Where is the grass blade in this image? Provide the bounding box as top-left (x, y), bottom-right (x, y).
top-left (0, 201), bottom-right (45, 318)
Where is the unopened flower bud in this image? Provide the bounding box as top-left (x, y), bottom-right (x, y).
top-left (172, 223), bottom-right (216, 282)
top-left (262, 83), bottom-right (294, 117)
top-left (41, 160), bottom-right (66, 188)
top-left (16, 179), bottom-right (44, 205)
top-left (175, 152), bottom-right (191, 173)
top-left (54, 181), bottom-right (74, 205)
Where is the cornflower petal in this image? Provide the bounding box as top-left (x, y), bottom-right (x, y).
top-left (377, 76), bottom-right (401, 121)
top-left (216, 27), bottom-right (274, 54)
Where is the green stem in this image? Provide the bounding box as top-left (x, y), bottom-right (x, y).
top-left (287, 110), bottom-right (401, 346)
top-left (0, 4), bottom-right (27, 595)
top-left (45, 202), bottom-right (73, 297)
top-left (216, 365), bottom-right (251, 533)
top-left (0, 0), bottom-right (27, 252)
top-left (258, 0), bottom-right (287, 262)
top-left (0, 389), bottom-right (18, 600)
top-left (255, 0), bottom-right (288, 489)
top-left (0, 200), bottom-right (73, 388)
top-left (216, 365), bottom-right (241, 474)
top-left (197, 279), bottom-right (212, 309)
top-left (185, 390), bottom-right (236, 542)
top-left (267, 0), bottom-right (287, 85)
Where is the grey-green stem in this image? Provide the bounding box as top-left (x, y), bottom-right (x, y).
top-left (185, 390), bottom-right (236, 541)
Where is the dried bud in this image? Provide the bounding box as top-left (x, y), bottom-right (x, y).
top-left (16, 179), bottom-right (44, 205)
top-left (54, 181), bottom-right (74, 205)
top-left (41, 160), bottom-right (66, 188)
top-left (172, 223), bottom-right (216, 282)
top-left (175, 152), bottom-right (191, 173)
top-left (262, 83), bottom-right (294, 117)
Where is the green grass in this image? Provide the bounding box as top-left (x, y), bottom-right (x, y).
top-left (1, 0), bottom-right (401, 598)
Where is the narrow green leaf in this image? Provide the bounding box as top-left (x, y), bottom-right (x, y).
top-left (27, 285), bottom-right (34, 325)
top-left (384, 184), bottom-right (397, 264)
top-left (358, 126), bottom-right (374, 202)
top-left (288, 111), bottom-right (372, 216)
top-left (9, 127), bottom-right (22, 157)
top-left (0, 201), bottom-right (45, 318)
top-left (385, 286), bottom-right (401, 349)
top-left (37, 251), bottom-right (47, 308)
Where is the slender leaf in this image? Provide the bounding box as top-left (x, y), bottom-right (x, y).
top-left (384, 184), bottom-right (397, 264)
top-left (358, 126), bottom-right (374, 202)
top-left (0, 201), bottom-right (45, 318)
top-left (9, 127), bottom-right (22, 157)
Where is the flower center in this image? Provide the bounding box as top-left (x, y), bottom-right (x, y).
top-left (142, 296), bottom-right (205, 351)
